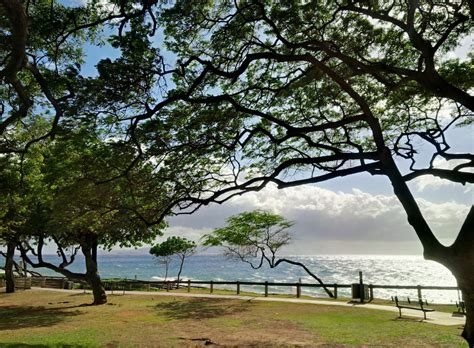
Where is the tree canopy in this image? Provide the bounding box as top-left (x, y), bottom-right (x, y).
top-left (150, 236), bottom-right (196, 282)
top-left (203, 210), bottom-right (334, 297)
top-left (11, 130), bottom-right (168, 304)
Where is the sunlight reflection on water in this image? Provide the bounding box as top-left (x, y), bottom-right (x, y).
top-left (30, 254), bottom-right (459, 303)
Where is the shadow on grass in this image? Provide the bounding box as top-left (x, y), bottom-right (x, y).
top-left (0, 344), bottom-right (86, 348)
top-left (155, 298), bottom-right (251, 320)
top-left (0, 305), bottom-right (82, 331)
top-left (69, 292), bottom-right (91, 296)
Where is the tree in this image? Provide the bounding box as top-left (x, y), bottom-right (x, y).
top-left (150, 236), bottom-right (196, 283)
top-left (0, 0), bottom-right (169, 152)
top-left (0, 0), bottom-right (203, 304)
top-left (0, 121), bottom-right (49, 293)
top-left (203, 210), bottom-right (334, 297)
top-left (133, 2), bottom-right (474, 344)
top-left (17, 131), bottom-right (167, 305)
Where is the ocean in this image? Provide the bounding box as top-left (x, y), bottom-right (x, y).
top-left (9, 253), bottom-right (461, 304)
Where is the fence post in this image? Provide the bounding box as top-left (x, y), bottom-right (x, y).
top-left (296, 281), bottom-right (301, 298)
top-left (417, 285), bottom-right (422, 300)
top-left (369, 284), bottom-right (374, 301)
top-left (166, 281), bottom-right (170, 292)
top-left (237, 281), bottom-right (240, 295)
top-left (265, 281), bottom-right (268, 297)
top-left (187, 279), bottom-right (191, 292)
top-left (333, 284), bottom-right (338, 299)
top-left (210, 281), bottom-right (214, 293)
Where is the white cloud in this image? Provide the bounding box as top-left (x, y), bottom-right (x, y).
top-left (158, 226), bottom-right (212, 243)
top-left (412, 158), bottom-right (473, 193)
top-left (64, 0), bottom-right (119, 14)
top-left (168, 183), bottom-right (471, 254)
top-left (442, 34), bottom-right (473, 62)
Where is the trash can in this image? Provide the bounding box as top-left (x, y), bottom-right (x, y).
top-left (351, 283), bottom-right (369, 299)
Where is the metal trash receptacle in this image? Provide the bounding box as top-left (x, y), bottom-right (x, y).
top-left (351, 283), bottom-right (369, 299)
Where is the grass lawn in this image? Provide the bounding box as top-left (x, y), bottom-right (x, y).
top-left (130, 285), bottom-right (461, 314)
top-left (0, 289), bottom-right (467, 347)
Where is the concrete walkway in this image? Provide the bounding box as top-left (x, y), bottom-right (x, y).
top-left (33, 287), bottom-right (465, 327)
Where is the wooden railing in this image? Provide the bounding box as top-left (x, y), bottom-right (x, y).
top-left (9, 276), bottom-right (459, 302)
top-left (0, 277), bottom-right (32, 289)
top-left (102, 279), bottom-right (352, 298)
top-left (100, 279), bottom-right (460, 301)
top-left (30, 276), bottom-right (71, 289)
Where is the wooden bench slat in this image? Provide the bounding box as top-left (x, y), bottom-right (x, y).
top-left (394, 296), bottom-right (435, 320)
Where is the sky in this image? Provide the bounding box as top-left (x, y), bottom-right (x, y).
top-left (17, 2), bottom-right (474, 256)
top-left (165, 169), bottom-right (472, 255)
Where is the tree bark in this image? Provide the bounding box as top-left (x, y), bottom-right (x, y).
top-left (176, 255), bottom-right (185, 283)
top-left (274, 258), bottom-right (334, 298)
top-left (461, 286), bottom-right (474, 348)
top-left (419, 70), bottom-right (474, 113)
top-left (442, 256), bottom-right (474, 347)
top-left (445, 207), bottom-right (474, 347)
top-left (81, 238), bottom-right (107, 305)
top-left (5, 241), bottom-right (16, 293)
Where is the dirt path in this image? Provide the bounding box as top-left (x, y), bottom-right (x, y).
top-left (34, 287), bottom-right (465, 327)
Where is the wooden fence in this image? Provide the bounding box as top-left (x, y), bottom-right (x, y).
top-left (5, 276), bottom-right (459, 302)
top-left (28, 276), bottom-right (73, 289)
top-left (0, 277), bottom-right (32, 289)
top-left (100, 279), bottom-right (460, 302)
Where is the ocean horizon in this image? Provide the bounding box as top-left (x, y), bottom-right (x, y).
top-left (7, 253), bottom-right (460, 304)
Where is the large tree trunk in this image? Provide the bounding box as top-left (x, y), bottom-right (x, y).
top-left (380, 149), bottom-right (474, 346)
top-left (81, 237), bottom-right (107, 305)
top-left (5, 241), bottom-right (16, 293)
top-left (444, 253), bottom-right (474, 347)
top-left (438, 257), bottom-right (474, 347)
top-left (461, 286), bottom-right (474, 348)
top-left (443, 207), bottom-right (474, 347)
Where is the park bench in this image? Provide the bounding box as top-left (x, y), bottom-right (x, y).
top-left (394, 296), bottom-right (435, 320)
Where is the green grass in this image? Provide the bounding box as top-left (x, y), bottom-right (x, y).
top-left (127, 285), bottom-right (462, 313)
top-left (0, 289), bottom-right (467, 347)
